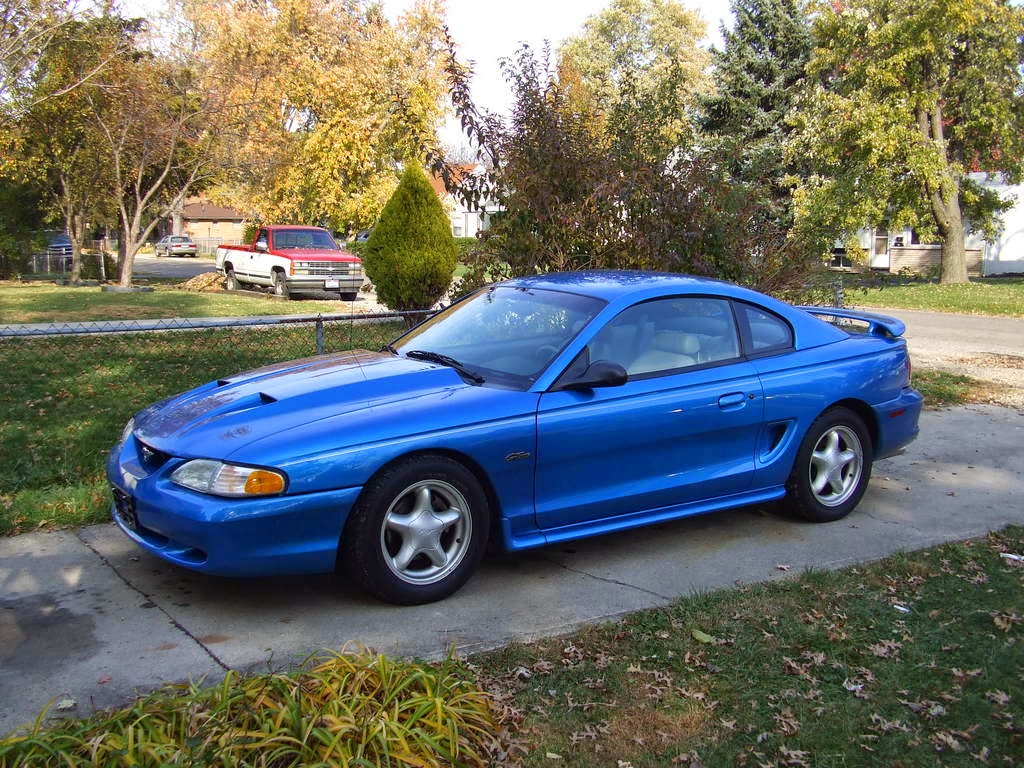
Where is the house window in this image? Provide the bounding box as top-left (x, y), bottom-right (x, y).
top-left (452, 224), bottom-right (463, 237)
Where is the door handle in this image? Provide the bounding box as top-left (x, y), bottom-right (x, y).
top-left (718, 392), bottom-right (746, 408)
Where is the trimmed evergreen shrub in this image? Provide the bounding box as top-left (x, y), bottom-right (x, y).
top-left (363, 164), bottom-right (457, 314)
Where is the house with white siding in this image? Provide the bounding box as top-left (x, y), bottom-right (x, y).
top-left (851, 175), bottom-right (1022, 276)
top-left (429, 165), bottom-right (501, 238)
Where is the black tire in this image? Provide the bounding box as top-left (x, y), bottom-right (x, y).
top-left (341, 455), bottom-right (490, 604)
top-left (340, 291), bottom-right (359, 301)
top-left (224, 269), bottom-right (240, 291)
top-left (272, 270), bottom-right (290, 298)
top-left (785, 406), bottom-right (873, 522)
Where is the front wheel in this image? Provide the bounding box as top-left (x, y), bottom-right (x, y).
top-left (785, 407), bottom-right (872, 522)
top-left (272, 270), bottom-right (290, 299)
top-left (341, 455), bottom-right (490, 604)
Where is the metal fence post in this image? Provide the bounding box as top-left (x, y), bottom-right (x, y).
top-left (315, 314), bottom-right (325, 355)
top-left (833, 276), bottom-right (844, 309)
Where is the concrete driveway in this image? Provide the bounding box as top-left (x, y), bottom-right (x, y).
top-left (2, 403), bottom-right (1023, 735)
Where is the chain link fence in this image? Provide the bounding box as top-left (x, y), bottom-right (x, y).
top-left (0, 311), bottom-right (427, 533)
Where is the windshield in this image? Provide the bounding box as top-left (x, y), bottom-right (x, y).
top-left (392, 286), bottom-right (605, 387)
top-left (272, 228), bottom-right (340, 250)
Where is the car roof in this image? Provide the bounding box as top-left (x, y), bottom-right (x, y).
top-left (501, 270), bottom-right (753, 302)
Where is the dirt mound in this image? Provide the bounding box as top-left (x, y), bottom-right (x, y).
top-left (178, 271), bottom-right (224, 292)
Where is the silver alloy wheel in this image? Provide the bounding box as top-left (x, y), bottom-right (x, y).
top-left (809, 425), bottom-right (863, 507)
top-left (379, 479), bottom-right (472, 585)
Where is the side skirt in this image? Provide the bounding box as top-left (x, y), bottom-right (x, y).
top-left (503, 486), bottom-right (788, 551)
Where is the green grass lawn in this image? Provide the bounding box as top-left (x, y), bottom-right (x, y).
top-left (912, 368), bottom-right (995, 408)
top-left (0, 282), bottom-right (363, 324)
top-left (851, 277), bottom-right (1024, 317)
top-left (474, 527), bottom-right (1024, 767)
top-left (0, 321), bottom-right (404, 536)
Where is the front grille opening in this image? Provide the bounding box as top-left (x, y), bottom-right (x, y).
top-left (136, 441), bottom-right (171, 471)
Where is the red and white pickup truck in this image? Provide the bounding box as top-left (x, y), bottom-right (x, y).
top-left (215, 225), bottom-right (363, 300)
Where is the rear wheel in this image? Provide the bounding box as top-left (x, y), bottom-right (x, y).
top-left (340, 291), bottom-right (358, 301)
top-left (341, 455), bottom-right (490, 604)
top-left (224, 269), bottom-right (239, 291)
top-left (272, 270), bottom-right (290, 298)
top-left (785, 407), bottom-right (872, 522)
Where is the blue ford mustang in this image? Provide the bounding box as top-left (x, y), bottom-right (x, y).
top-left (108, 271), bottom-right (922, 604)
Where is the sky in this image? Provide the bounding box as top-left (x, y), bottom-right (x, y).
top-left (121, 0), bottom-right (735, 144)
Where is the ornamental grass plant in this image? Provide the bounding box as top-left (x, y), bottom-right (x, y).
top-left (0, 649), bottom-right (515, 767)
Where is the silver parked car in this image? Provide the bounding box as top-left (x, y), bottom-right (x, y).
top-left (155, 235), bottom-right (198, 257)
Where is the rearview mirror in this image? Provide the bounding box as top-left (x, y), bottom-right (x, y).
top-left (255, 240), bottom-right (269, 252)
top-left (556, 360), bottom-right (628, 391)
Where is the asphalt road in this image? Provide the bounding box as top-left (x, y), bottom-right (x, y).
top-left (133, 253), bottom-right (215, 279)
top-left (2, 403), bottom-right (1023, 735)
top-left (875, 307), bottom-right (1024, 408)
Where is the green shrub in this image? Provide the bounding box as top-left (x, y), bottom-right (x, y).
top-left (362, 164), bottom-right (457, 314)
top-left (0, 650), bottom-right (510, 767)
top-left (241, 221), bottom-right (260, 245)
top-left (78, 251), bottom-right (116, 281)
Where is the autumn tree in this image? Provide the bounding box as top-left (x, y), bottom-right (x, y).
top-left (558, 0), bottom-right (709, 153)
top-left (1, 0), bottom-right (127, 117)
top-left (8, 16), bottom-right (132, 282)
top-left (189, 0), bottom-right (448, 233)
top-left (789, 0), bottom-right (1024, 283)
top-left (445, 44), bottom-right (825, 299)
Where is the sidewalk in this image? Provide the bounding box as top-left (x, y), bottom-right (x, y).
top-left (3, 404), bottom-right (1024, 735)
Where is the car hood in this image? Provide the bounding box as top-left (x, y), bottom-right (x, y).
top-left (134, 351), bottom-right (468, 458)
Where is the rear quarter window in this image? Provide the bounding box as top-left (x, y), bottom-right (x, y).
top-left (738, 303), bottom-right (793, 354)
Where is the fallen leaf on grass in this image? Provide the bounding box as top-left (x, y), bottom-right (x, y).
top-left (932, 731), bottom-right (964, 752)
top-left (775, 564), bottom-right (791, 571)
top-left (985, 690), bottom-right (1010, 706)
top-left (545, 752), bottom-right (562, 760)
top-left (991, 611), bottom-right (1021, 632)
top-left (691, 628), bottom-right (716, 644)
top-left (55, 698), bottom-right (76, 711)
top-left (97, 676), bottom-right (111, 684)
top-left (869, 639), bottom-right (902, 658)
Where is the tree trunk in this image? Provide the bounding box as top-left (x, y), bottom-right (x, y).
top-left (938, 199), bottom-right (968, 283)
top-left (69, 212), bottom-right (83, 284)
top-left (917, 102), bottom-right (969, 284)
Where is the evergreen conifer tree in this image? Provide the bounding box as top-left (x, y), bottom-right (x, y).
top-left (363, 163), bottom-right (457, 316)
top-left (700, 0), bottom-right (812, 230)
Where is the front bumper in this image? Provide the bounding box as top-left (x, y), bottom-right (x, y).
top-left (107, 436), bottom-right (361, 577)
top-left (287, 276), bottom-right (363, 292)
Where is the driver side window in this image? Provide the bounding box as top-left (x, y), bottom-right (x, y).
top-left (589, 297), bottom-right (741, 378)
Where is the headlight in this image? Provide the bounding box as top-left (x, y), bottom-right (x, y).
top-left (121, 417), bottom-right (136, 444)
top-left (170, 460), bottom-right (287, 497)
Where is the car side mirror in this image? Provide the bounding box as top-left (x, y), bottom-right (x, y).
top-left (255, 240), bottom-right (269, 252)
top-left (556, 360), bottom-right (628, 391)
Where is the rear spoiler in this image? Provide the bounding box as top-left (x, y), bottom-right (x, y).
top-left (798, 306), bottom-right (906, 338)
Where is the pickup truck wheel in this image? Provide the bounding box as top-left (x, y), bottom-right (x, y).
top-left (340, 292), bottom-right (358, 301)
top-left (785, 407), bottom-right (872, 523)
top-left (272, 270), bottom-right (290, 298)
top-left (224, 269), bottom-right (239, 291)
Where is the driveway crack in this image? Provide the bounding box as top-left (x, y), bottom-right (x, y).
top-left (75, 530), bottom-right (230, 672)
top-left (541, 556), bottom-right (674, 602)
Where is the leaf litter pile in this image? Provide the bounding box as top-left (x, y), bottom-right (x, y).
top-left (472, 527), bottom-right (1024, 767)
